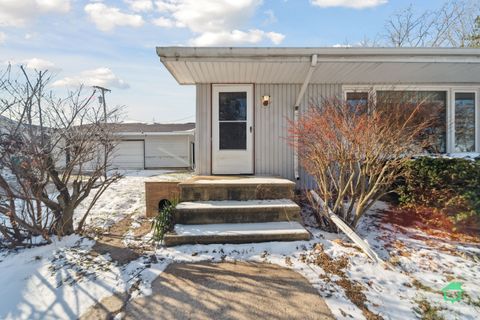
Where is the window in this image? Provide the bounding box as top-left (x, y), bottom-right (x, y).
top-left (454, 92), bottom-right (476, 152)
top-left (344, 87), bottom-right (480, 154)
top-left (376, 90), bottom-right (447, 153)
top-left (346, 92), bottom-right (368, 114)
top-left (218, 91), bottom-right (247, 150)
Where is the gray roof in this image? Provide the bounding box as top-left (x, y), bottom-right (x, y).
top-left (111, 122), bottom-right (195, 133)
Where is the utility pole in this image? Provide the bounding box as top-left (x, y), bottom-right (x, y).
top-left (93, 86), bottom-right (111, 179)
top-left (93, 85), bottom-right (111, 123)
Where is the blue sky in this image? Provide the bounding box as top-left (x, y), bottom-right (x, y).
top-left (0, 0), bottom-right (444, 123)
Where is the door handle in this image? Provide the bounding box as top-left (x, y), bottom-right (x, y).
top-left (250, 126), bottom-right (253, 133)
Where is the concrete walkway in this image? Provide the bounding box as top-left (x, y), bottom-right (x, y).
top-left (121, 261), bottom-right (333, 319)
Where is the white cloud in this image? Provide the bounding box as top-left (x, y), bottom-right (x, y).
top-left (0, 32), bottom-right (6, 44)
top-left (125, 0), bottom-right (154, 12)
top-left (36, 0), bottom-right (70, 12)
top-left (22, 58), bottom-right (59, 71)
top-left (266, 31), bottom-right (285, 44)
top-left (84, 3), bottom-right (145, 32)
top-left (152, 16), bottom-right (174, 28)
top-left (310, 0), bottom-right (387, 9)
top-left (1, 57), bottom-right (60, 71)
top-left (263, 9), bottom-right (277, 25)
top-left (153, 0), bottom-right (285, 46)
top-left (52, 68), bottom-right (129, 89)
top-left (190, 29), bottom-right (285, 46)
top-left (0, 0), bottom-right (71, 27)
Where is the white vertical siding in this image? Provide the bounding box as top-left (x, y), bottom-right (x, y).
top-left (195, 84), bottom-right (211, 175)
top-left (254, 84), bottom-right (299, 180)
top-left (195, 83), bottom-right (341, 188)
top-left (299, 84), bottom-right (342, 188)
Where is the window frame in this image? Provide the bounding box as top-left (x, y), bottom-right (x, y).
top-left (342, 85), bottom-right (480, 154)
top-left (451, 89), bottom-right (479, 154)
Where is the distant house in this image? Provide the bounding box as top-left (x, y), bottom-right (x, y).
top-left (111, 122), bottom-right (195, 170)
top-left (156, 47), bottom-right (480, 187)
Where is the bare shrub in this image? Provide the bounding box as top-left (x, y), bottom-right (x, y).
top-left (289, 92), bottom-right (439, 229)
top-left (0, 66), bottom-right (122, 247)
top-left (384, 0), bottom-right (480, 48)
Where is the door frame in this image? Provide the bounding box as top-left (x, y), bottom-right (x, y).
top-left (211, 83), bottom-right (255, 175)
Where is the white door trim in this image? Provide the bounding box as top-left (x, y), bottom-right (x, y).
top-left (212, 84), bottom-right (254, 175)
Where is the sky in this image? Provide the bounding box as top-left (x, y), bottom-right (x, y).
top-left (0, 0), bottom-right (446, 123)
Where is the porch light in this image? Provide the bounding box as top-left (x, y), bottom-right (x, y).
top-left (261, 95), bottom-right (271, 107)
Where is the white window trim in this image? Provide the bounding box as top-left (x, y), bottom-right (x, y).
top-left (342, 85), bottom-right (480, 154)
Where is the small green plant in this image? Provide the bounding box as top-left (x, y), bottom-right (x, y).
top-left (152, 199), bottom-right (178, 243)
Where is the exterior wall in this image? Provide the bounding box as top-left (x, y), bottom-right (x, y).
top-left (254, 84), bottom-right (298, 181)
top-left (195, 84), bottom-right (212, 175)
top-left (195, 83), bottom-right (342, 187)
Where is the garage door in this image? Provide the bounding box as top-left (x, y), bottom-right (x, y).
top-left (145, 136), bottom-right (190, 168)
top-left (111, 140), bottom-right (144, 169)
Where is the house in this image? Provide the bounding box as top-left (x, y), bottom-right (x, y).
top-left (156, 47), bottom-right (480, 187)
top-left (153, 47), bottom-right (480, 245)
top-left (111, 122), bottom-right (195, 170)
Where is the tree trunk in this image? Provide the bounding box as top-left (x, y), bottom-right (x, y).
top-left (56, 207), bottom-right (75, 235)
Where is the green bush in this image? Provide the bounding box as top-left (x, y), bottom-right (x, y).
top-left (396, 157), bottom-right (480, 228)
top-left (152, 199), bottom-right (177, 242)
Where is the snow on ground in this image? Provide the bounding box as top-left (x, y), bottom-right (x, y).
top-left (0, 236), bottom-right (115, 319)
top-left (0, 170), bottom-right (479, 320)
top-left (74, 169), bottom-right (193, 230)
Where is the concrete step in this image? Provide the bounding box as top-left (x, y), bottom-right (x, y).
top-left (174, 199), bottom-right (301, 224)
top-left (163, 221), bottom-right (311, 246)
top-left (179, 176), bottom-right (295, 202)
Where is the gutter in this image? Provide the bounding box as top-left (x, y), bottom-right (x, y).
top-left (293, 54), bottom-right (318, 181)
top-left (156, 47), bottom-right (480, 60)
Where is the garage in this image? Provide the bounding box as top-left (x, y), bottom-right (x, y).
top-left (110, 122), bottom-right (195, 170)
top-left (111, 140), bottom-right (145, 169)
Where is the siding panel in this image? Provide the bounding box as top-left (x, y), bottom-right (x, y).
top-left (195, 84), bottom-right (211, 175)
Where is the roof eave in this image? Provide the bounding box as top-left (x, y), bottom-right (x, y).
top-left (156, 46), bottom-right (480, 60)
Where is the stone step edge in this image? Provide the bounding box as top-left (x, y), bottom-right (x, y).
top-left (164, 222), bottom-right (311, 246)
top-left (175, 199), bottom-right (300, 211)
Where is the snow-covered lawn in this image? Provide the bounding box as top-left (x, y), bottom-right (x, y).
top-left (0, 170), bottom-right (479, 320)
top-left (74, 169), bottom-right (193, 231)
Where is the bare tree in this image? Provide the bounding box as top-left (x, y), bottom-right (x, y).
top-left (289, 92), bottom-right (439, 230)
top-left (384, 1), bottom-right (479, 47)
top-left (0, 66), bottom-right (122, 247)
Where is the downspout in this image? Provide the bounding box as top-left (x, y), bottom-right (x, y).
top-left (293, 54), bottom-right (318, 181)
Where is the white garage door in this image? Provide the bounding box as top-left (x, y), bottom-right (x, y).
top-left (145, 136), bottom-right (190, 168)
top-left (112, 140), bottom-right (144, 169)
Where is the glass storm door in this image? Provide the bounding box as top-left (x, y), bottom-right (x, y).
top-left (212, 84), bottom-right (253, 174)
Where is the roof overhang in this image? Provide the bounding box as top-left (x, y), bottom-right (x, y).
top-left (156, 47), bottom-right (480, 85)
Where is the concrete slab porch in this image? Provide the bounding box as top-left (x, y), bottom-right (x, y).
top-left (179, 175), bottom-right (295, 202)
